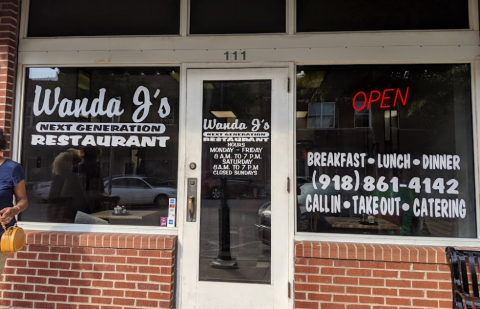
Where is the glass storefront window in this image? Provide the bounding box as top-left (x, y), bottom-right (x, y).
top-left (296, 64), bottom-right (475, 237)
top-left (21, 67), bottom-right (180, 226)
top-left (190, 0), bottom-right (286, 34)
top-left (296, 0), bottom-right (469, 32)
top-left (28, 0), bottom-right (180, 37)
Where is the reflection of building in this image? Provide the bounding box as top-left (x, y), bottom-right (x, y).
top-left (1, 1), bottom-right (479, 309)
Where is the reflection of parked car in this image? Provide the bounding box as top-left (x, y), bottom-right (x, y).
top-left (297, 182), bottom-right (356, 218)
top-left (202, 176), bottom-right (268, 199)
top-left (296, 176), bottom-right (311, 188)
top-left (31, 181), bottom-right (52, 202)
top-left (256, 181), bottom-right (340, 244)
top-left (255, 199), bottom-right (313, 245)
top-left (256, 202), bottom-right (271, 245)
top-left (104, 176), bottom-right (176, 208)
top-left (297, 183), bottom-right (336, 214)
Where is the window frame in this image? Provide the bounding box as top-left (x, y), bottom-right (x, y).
top-left (294, 63), bottom-right (477, 240)
top-left (14, 64), bottom-right (182, 236)
top-left (292, 61), bottom-right (480, 247)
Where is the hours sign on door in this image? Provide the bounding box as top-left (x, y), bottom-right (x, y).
top-left (203, 118), bottom-right (269, 176)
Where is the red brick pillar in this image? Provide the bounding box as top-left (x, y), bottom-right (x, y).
top-left (0, 0), bottom-right (20, 157)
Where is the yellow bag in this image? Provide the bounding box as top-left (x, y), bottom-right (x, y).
top-left (0, 222), bottom-right (25, 253)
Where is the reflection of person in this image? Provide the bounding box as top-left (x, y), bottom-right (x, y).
top-left (73, 146), bottom-right (105, 212)
top-left (48, 149), bottom-right (89, 222)
top-left (0, 128), bottom-right (28, 274)
top-left (397, 169), bottom-right (423, 236)
top-left (371, 169), bottom-right (419, 235)
top-left (136, 159), bottom-right (171, 179)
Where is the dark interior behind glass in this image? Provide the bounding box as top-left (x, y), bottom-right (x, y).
top-left (296, 64), bottom-right (475, 237)
top-left (297, 0), bottom-right (469, 32)
top-left (190, 0), bottom-right (286, 34)
top-left (28, 0), bottom-right (180, 37)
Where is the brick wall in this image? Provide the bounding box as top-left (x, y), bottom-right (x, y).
top-left (0, 0), bottom-right (20, 158)
top-left (294, 241), bottom-right (451, 309)
top-left (0, 231), bottom-right (177, 309)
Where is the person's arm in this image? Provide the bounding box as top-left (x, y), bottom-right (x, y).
top-left (0, 180), bottom-right (28, 224)
top-left (13, 179), bottom-right (28, 214)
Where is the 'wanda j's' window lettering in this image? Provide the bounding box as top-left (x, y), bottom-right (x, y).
top-left (203, 118), bottom-right (270, 176)
top-left (29, 85), bottom-right (172, 147)
top-left (306, 88), bottom-right (466, 220)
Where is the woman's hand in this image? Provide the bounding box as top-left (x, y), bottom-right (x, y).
top-left (0, 207), bottom-right (16, 225)
top-left (0, 179), bottom-right (28, 226)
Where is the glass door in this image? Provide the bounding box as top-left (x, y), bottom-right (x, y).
top-left (181, 68), bottom-right (290, 309)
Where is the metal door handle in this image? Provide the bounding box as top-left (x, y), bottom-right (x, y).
top-left (188, 195), bottom-right (195, 219)
top-left (187, 178), bottom-right (197, 222)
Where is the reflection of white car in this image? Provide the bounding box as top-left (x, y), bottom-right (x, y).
top-left (104, 176), bottom-right (176, 208)
top-left (32, 181), bottom-right (52, 202)
top-left (297, 182), bottom-right (358, 218)
top-left (297, 183), bottom-right (336, 213)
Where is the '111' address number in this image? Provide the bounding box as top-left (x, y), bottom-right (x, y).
top-left (224, 51), bottom-right (246, 61)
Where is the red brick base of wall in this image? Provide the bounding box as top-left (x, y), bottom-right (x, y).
top-left (294, 241), bottom-right (452, 309)
top-left (0, 231), bottom-right (176, 309)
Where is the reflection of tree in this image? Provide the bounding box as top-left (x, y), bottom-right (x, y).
top-left (203, 81), bottom-right (266, 119)
top-left (89, 70), bottom-right (180, 123)
top-left (404, 65), bottom-right (470, 127)
top-left (296, 70), bottom-right (327, 103)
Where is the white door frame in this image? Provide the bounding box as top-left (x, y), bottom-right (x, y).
top-left (177, 65), bottom-right (295, 309)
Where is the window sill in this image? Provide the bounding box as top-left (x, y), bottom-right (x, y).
top-left (18, 221), bottom-right (178, 236)
top-left (295, 231), bottom-right (480, 247)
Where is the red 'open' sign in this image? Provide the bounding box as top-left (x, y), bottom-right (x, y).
top-left (352, 87), bottom-right (409, 111)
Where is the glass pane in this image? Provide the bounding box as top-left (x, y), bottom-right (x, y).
top-left (28, 0), bottom-right (180, 37)
top-left (321, 116), bottom-right (334, 128)
top-left (354, 114), bottom-right (370, 128)
top-left (190, 0), bottom-right (286, 34)
top-left (199, 80), bottom-right (272, 284)
top-left (21, 67), bottom-right (180, 226)
top-left (297, 0), bottom-right (469, 32)
top-left (296, 64), bottom-right (475, 238)
top-left (322, 103), bottom-right (335, 115)
top-left (308, 104), bottom-right (322, 115)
